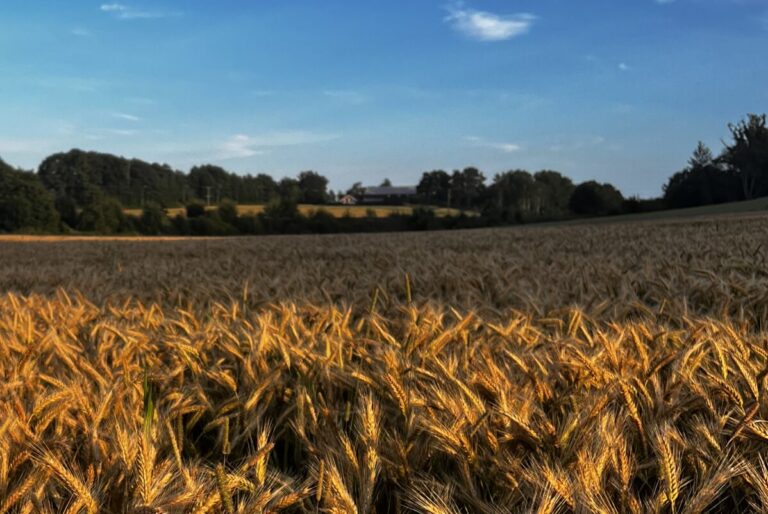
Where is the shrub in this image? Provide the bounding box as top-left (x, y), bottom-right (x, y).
top-left (77, 195), bottom-right (127, 233)
top-left (186, 201), bottom-right (207, 218)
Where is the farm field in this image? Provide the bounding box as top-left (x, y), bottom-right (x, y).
top-left (2, 213), bottom-right (768, 512)
top-left (123, 204), bottom-right (470, 219)
top-left (560, 196), bottom-right (768, 226)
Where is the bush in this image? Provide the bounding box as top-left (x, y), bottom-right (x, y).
top-left (139, 202), bottom-right (168, 235)
top-left (188, 214), bottom-right (237, 236)
top-left (171, 214), bottom-right (190, 235)
top-left (77, 195), bottom-right (127, 233)
top-left (408, 207), bottom-right (439, 231)
top-left (623, 197), bottom-right (665, 214)
top-left (234, 215), bottom-right (263, 235)
top-left (307, 210), bottom-right (340, 233)
top-left (54, 196), bottom-right (78, 229)
top-left (186, 202), bottom-right (206, 218)
top-left (218, 199), bottom-right (238, 226)
top-left (264, 197), bottom-right (300, 220)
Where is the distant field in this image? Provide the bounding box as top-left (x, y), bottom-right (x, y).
top-left (124, 197), bottom-right (768, 225)
top-left (124, 204), bottom-right (470, 218)
top-left (560, 196), bottom-right (768, 226)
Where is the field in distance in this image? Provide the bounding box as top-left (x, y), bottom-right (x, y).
top-left (124, 203), bottom-right (471, 218)
top-left (2, 213), bottom-right (768, 512)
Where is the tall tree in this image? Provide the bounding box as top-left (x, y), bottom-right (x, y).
top-left (491, 170), bottom-right (538, 213)
top-left (451, 167), bottom-right (485, 209)
top-left (347, 182), bottom-right (365, 197)
top-left (534, 170), bottom-right (574, 216)
top-left (417, 170), bottom-right (451, 205)
top-left (569, 181), bottom-right (624, 216)
top-left (278, 177), bottom-right (302, 204)
top-left (722, 114), bottom-right (768, 199)
top-left (664, 142), bottom-right (741, 208)
top-left (297, 171), bottom-right (329, 204)
top-left (188, 165), bottom-right (232, 205)
top-left (0, 159), bottom-right (59, 232)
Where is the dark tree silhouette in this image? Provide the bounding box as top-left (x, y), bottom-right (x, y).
top-left (723, 114), bottom-right (768, 199)
top-left (0, 159), bottom-right (59, 233)
top-left (569, 181), bottom-right (624, 216)
top-left (417, 170), bottom-right (451, 205)
top-left (664, 142), bottom-right (741, 208)
top-left (451, 167), bottom-right (486, 209)
top-left (297, 171), bottom-right (330, 204)
top-left (534, 170), bottom-right (574, 217)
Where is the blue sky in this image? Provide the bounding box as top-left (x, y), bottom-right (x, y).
top-left (1, 1), bottom-right (767, 197)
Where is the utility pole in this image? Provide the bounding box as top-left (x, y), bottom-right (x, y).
top-left (206, 186), bottom-right (212, 207)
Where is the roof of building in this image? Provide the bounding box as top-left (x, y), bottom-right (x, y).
top-left (363, 186), bottom-right (417, 196)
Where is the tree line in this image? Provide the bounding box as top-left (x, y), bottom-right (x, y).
top-left (0, 113), bottom-right (766, 236)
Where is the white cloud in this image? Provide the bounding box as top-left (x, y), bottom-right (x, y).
top-left (465, 135), bottom-right (521, 153)
top-left (33, 76), bottom-right (105, 92)
top-left (220, 135), bottom-right (266, 159)
top-left (111, 112), bottom-right (141, 122)
top-left (107, 129), bottom-right (138, 136)
top-left (446, 2), bottom-right (535, 41)
top-left (70, 28), bottom-right (92, 37)
top-left (100, 3), bottom-right (181, 20)
top-left (618, 62), bottom-right (631, 71)
top-left (100, 3), bottom-right (127, 12)
top-left (219, 131), bottom-right (340, 160)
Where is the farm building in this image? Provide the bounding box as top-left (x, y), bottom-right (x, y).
top-left (339, 194), bottom-right (358, 205)
top-left (361, 186), bottom-right (417, 205)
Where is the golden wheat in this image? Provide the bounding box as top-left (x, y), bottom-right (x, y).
top-left (0, 214), bottom-right (767, 512)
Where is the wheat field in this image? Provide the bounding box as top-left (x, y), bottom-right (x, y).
top-left (2, 214), bottom-right (768, 513)
top-left (122, 205), bottom-right (468, 219)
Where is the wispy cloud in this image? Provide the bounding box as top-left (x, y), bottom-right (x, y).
top-left (219, 131), bottom-right (340, 160)
top-left (100, 3), bottom-right (181, 20)
top-left (618, 62), bottom-right (631, 71)
top-left (446, 2), bottom-right (535, 41)
top-left (33, 76), bottom-right (107, 93)
top-left (100, 3), bottom-right (127, 12)
top-left (323, 90), bottom-right (368, 105)
top-left (464, 135), bottom-right (521, 153)
top-left (0, 138), bottom-right (50, 154)
top-left (106, 129), bottom-right (139, 136)
top-left (70, 28), bottom-right (92, 37)
top-left (548, 135), bottom-right (606, 153)
top-left (220, 135), bottom-right (267, 159)
top-left (111, 112), bottom-right (141, 122)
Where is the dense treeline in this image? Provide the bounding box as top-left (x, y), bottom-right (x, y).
top-left (0, 113), bottom-right (766, 236)
top-left (663, 114), bottom-right (768, 208)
